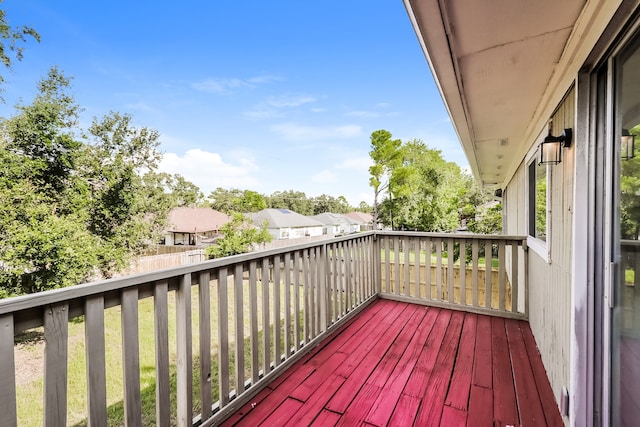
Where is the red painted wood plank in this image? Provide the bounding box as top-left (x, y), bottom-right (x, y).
top-left (304, 299), bottom-right (389, 367)
top-left (414, 310), bottom-right (465, 427)
top-left (472, 314), bottom-right (492, 388)
top-left (388, 394), bottom-right (421, 427)
top-left (310, 409), bottom-right (341, 426)
top-left (327, 306), bottom-right (418, 413)
top-left (402, 309), bottom-right (451, 398)
top-left (366, 308), bottom-right (439, 426)
top-left (233, 364), bottom-right (314, 424)
top-left (520, 320), bottom-right (564, 427)
top-left (441, 405), bottom-right (468, 426)
top-left (290, 351), bottom-right (348, 402)
top-left (467, 384), bottom-right (493, 427)
top-left (491, 316), bottom-right (519, 426)
top-left (386, 307), bottom-right (439, 394)
top-left (259, 397), bottom-right (303, 426)
top-left (366, 307), bottom-right (427, 388)
top-left (335, 383), bottom-right (382, 426)
top-left (505, 319), bottom-right (547, 426)
top-left (334, 301), bottom-right (412, 377)
top-left (286, 373), bottom-right (346, 426)
top-left (219, 386), bottom-right (271, 426)
top-left (445, 313), bottom-right (477, 410)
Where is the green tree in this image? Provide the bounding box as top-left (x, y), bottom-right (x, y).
top-left (267, 190), bottom-right (314, 215)
top-left (239, 190), bottom-right (267, 212)
top-left (205, 213), bottom-right (272, 258)
top-left (368, 130), bottom-right (406, 229)
top-left (467, 203), bottom-right (503, 234)
top-left (208, 188), bottom-right (266, 213)
top-left (310, 194), bottom-right (351, 214)
top-left (0, 69), bottom-right (171, 295)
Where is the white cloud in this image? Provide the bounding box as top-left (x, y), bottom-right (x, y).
top-left (158, 149), bottom-right (259, 194)
top-left (311, 170), bottom-right (338, 184)
top-left (191, 75), bottom-right (279, 94)
top-left (270, 122), bottom-right (362, 142)
top-left (265, 95), bottom-right (316, 108)
top-left (335, 156), bottom-right (372, 172)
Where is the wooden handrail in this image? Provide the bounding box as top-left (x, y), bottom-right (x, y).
top-left (0, 231), bottom-right (527, 427)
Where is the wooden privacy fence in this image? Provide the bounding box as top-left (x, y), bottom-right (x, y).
top-left (0, 231), bottom-right (527, 426)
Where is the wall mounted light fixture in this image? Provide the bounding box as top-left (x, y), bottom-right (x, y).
top-left (621, 129), bottom-right (635, 160)
top-left (538, 128), bottom-right (573, 165)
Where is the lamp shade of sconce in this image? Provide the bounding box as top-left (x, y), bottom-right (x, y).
top-left (538, 128), bottom-right (572, 165)
top-left (621, 129), bottom-right (635, 160)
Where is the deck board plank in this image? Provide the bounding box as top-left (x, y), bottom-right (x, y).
top-left (225, 300), bottom-right (562, 427)
top-left (467, 384), bottom-right (493, 426)
top-left (445, 313), bottom-right (477, 410)
top-left (506, 319), bottom-right (547, 426)
top-left (414, 310), bottom-right (465, 427)
top-left (472, 314), bottom-right (492, 388)
top-left (491, 316), bottom-right (519, 426)
top-left (521, 319), bottom-right (565, 426)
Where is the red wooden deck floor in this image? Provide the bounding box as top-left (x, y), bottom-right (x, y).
top-left (222, 299), bottom-right (564, 426)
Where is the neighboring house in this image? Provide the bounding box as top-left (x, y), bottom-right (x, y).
top-left (249, 208), bottom-right (324, 240)
top-left (344, 211), bottom-right (374, 231)
top-left (405, 0), bottom-right (639, 425)
top-left (309, 212), bottom-right (359, 235)
top-left (162, 207), bottom-right (230, 246)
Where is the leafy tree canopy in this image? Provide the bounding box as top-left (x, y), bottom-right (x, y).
top-left (205, 213), bottom-right (272, 258)
top-left (0, 68), bottom-right (172, 296)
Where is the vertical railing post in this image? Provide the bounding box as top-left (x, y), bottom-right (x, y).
top-left (176, 273), bottom-right (193, 427)
top-left (0, 314), bottom-right (17, 427)
top-left (320, 243), bottom-right (329, 332)
top-left (44, 303), bottom-right (69, 427)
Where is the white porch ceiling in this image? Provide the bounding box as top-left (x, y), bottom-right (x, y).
top-left (404, 0), bottom-right (618, 188)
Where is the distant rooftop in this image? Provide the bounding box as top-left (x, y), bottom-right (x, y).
top-left (166, 207), bottom-right (230, 232)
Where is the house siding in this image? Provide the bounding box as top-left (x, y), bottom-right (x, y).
top-left (504, 87), bottom-right (575, 416)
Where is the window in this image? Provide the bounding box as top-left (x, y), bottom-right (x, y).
top-left (528, 159), bottom-right (547, 242)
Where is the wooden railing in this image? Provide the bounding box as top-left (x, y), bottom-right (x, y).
top-left (377, 231), bottom-right (528, 319)
top-left (0, 231), bottom-right (527, 426)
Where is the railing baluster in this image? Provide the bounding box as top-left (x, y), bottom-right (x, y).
top-left (499, 240), bottom-right (506, 310)
top-left (234, 264), bottom-right (245, 393)
top-left (448, 238), bottom-right (455, 303)
top-left (249, 261), bottom-right (259, 383)
top-left (485, 240), bottom-right (492, 309)
top-left (121, 288), bottom-right (142, 426)
top-left (310, 248), bottom-right (317, 337)
top-left (425, 237), bottom-right (432, 299)
top-left (404, 237), bottom-right (411, 297)
top-left (85, 296), bottom-right (107, 426)
top-left (273, 255), bottom-right (282, 366)
top-left (338, 242), bottom-right (344, 316)
top-left (218, 268), bottom-right (230, 407)
top-left (384, 236), bottom-right (390, 294)
top-left (284, 253), bottom-right (292, 357)
top-left (332, 243), bottom-right (339, 321)
top-left (460, 240), bottom-right (467, 306)
top-left (346, 241), bottom-right (352, 309)
top-left (293, 251), bottom-right (301, 349)
top-left (44, 303), bottom-right (69, 427)
top-left (472, 240), bottom-right (479, 307)
top-left (320, 244), bottom-right (328, 332)
top-left (414, 237), bottom-right (420, 299)
top-left (262, 258), bottom-right (271, 373)
top-left (154, 281), bottom-right (170, 427)
top-left (0, 314), bottom-right (16, 427)
top-left (199, 271), bottom-right (212, 420)
top-left (302, 250), bottom-right (309, 344)
top-left (511, 242), bottom-right (519, 313)
top-left (176, 273), bottom-right (193, 426)
top-left (436, 238), bottom-right (443, 300)
top-left (394, 236), bottom-right (400, 295)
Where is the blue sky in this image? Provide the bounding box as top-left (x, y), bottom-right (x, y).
top-left (0, 0), bottom-right (465, 206)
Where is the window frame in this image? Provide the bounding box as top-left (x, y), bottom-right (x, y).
top-left (526, 140), bottom-right (552, 262)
